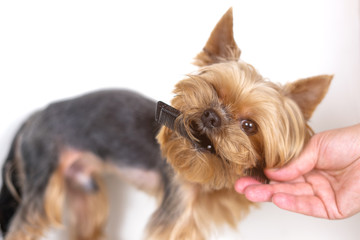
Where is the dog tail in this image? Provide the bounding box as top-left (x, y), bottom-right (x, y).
top-left (0, 124), bottom-right (25, 235)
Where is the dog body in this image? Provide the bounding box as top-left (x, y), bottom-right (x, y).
top-left (0, 8), bottom-right (332, 240)
top-left (0, 90), bottom-right (168, 239)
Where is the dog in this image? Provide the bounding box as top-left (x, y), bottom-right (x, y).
top-left (0, 8), bottom-right (332, 240)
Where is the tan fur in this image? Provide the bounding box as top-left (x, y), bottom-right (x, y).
top-left (283, 75), bottom-right (333, 120)
top-left (5, 212), bottom-right (51, 240)
top-left (169, 185), bottom-right (252, 240)
top-left (155, 8), bottom-right (332, 239)
top-left (194, 8), bottom-right (240, 67)
top-left (5, 135), bottom-right (26, 203)
top-left (147, 178), bottom-right (253, 240)
top-left (4, 161), bottom-right (21, 203)
top-left (44, 167), bottom-right (66, 228)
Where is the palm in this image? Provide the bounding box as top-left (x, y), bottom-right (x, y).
top-left (287, 163), bottom-right (360, 219)
top-left (310, 162), bottom-right (360, 219)
top-left (296, 127), bottom-right (360, 219)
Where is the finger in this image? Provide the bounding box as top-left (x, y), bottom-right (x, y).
top-left (243, 182), bottom-right (314, 202)
top-left (265, 137), bottom-right (320, 181)
top-left (272, 193), bottom-right (328, 219)
top-left (234, 177), bottom-right (262, 194)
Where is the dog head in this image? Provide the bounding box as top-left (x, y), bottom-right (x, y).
top-left (157, 8), bottom-right (332, 190)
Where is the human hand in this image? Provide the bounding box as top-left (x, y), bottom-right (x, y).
top-left (235, 124), bottom-right (360, 219)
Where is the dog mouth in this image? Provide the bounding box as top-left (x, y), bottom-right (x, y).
top-left (189, 122), bottom-right (269, 184)
top-left (192, 127), bottom-right (268, 183)
top-left (190, 124), bottom-right (216, 154)
top-left (155, 101), bottom-right (216, 154)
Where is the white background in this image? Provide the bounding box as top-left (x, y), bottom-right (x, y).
top-left (0, 0), bottom-right (359, 239)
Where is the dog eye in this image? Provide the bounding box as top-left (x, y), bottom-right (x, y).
top-left (241, 119), bottom-right (258, 135)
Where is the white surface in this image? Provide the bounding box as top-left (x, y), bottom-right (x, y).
top-left (0, 0), bottom-right (359, 239)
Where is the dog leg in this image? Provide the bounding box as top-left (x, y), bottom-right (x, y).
top-left (146, 180), bottom-right (253, 240)
top-left (3, 133), bottom-right (65, 240)
top-left (145, 180), bottom-right (210, 240)
top-left (60, 149), bottom-right (108, 240)
top-left (4, 167), bottom-right (65, 240)
top-left (65, 175), bottom-right (108, 240)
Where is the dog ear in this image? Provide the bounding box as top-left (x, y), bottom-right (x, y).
top-left (194, 8), bottom-right (241, 66)
top-left (284, 75), bottom-right (333, 120)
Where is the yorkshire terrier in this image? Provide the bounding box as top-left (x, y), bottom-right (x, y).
top-left (0, 8), bottom-right (332, 240)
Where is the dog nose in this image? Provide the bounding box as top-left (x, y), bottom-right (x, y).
top-left (201, 109), bottom-right (221, 128)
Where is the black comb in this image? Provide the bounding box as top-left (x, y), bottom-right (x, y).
top-left (155, 101), bottom-right (213, 153)
top-left (155, 101), bottom-right (181, 130)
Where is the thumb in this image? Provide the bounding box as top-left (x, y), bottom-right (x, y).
top-left (265, 136), bottom-right (319, 181)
